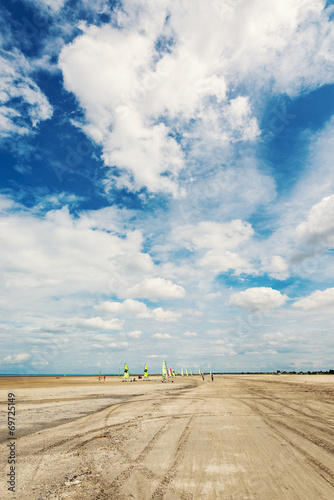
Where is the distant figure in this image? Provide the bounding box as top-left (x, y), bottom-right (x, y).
top-left (104, 376), bottom-right (106, 381)
top-left (202, 374), bottom-right (204, 381)
top-left (211, 373), bottom-right (214, 381)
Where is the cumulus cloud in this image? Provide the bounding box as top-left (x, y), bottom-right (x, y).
top-left (59, 23), bottom-right (184, 196)
top-left (229, 287), bottom-right (288, 311)
top-left (0, 51), bottom-right (53, 138)
top-left (66, 317), bottom-right (124, 331)
top-left (127, 330), bottom-right (142, 338)
top-left (184, 331), bottom-right (197, 337)
top-left (293, 288), bottom-right (334, 310)
top-left (58, 0), bottom-right (334, 196)
top-left (2, 353), bottom-right (31, 364)
top-left (173, 220), bottom-right (254, 274)
top-left (108, 341), bottom-right (129, 348)
top-left (262, 332), bottom-right (297, 346)
top-left (296, 194), bottom-right (334, 247)
top-left (0, 205), bottom-right (154, 298)
top-left (147, 307), bottom-right (181, 322)
top-left (120, 277), bottom-right (185, 300)
top-left (220, 96), bottom-right (260, 142)
top-left (261, 255), bottom-right (290, 280)
top-left (152, 333), bottom-right (171, 339)
top-left (95, 299), bottom-right (148, 315)
top-left (96, 299), bottom-right (181, 321)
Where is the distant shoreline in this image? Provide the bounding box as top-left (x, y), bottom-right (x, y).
top-left (1, 371), bottom-right (333, 377)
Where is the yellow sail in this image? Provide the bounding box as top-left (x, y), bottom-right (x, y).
top-left (162, 360), bottom-right (168, 378)
top-left (172, 368), bottom-right (176, 377)
top-left (144, 363), bottom-right (149, 378)
top-left (181, 369), bottom-right (184, 376)
top-left (186, 369), bottom-right (188, 376)
top-left (124, 363), bottom-right (129, 379)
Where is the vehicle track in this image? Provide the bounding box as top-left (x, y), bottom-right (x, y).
top-left (241, 399), bottom-right (334, 488)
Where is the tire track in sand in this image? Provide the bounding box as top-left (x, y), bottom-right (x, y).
top-left (149, 415), bottom-right (195, 500)
top-left (108, 417), bottom-right (181, 498)
top-left (242, 399), bottom-right (334, 488)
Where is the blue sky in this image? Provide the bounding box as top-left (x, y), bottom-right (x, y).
top-left (1, 0), bottom-right (334, 375)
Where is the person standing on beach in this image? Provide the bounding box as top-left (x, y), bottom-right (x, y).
top-left (104, 376), bottom-right (106, 381)
top-left (211, 373), bottom-right (214, 381)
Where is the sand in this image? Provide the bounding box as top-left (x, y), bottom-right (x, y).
top-left (0, 374), bottom-right (333, 499)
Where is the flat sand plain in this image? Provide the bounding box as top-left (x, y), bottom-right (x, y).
top-left (0, 374), bottom-right (333, 499)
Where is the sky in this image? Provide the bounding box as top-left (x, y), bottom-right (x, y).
top-left (1, 0), bottom-right (334, 375)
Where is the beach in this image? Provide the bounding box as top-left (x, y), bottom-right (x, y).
top-left (0, 374), bottom-right (333, 499)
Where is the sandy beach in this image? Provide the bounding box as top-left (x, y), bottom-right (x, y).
top-left (0, 374), bottom-right (333, 499)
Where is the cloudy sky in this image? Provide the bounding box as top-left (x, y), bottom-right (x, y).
top-left (1, 0), bottom-right (334, 375)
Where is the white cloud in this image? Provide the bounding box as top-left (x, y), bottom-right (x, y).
top-left (152, 333), bottom-right (171, 339)
top-left (0, 205), bottom-right (154, 299)
top-left (59, 24), bottom-right (184, 196)
top-left (220, 96), bottom-right (260, 142)
top-left (262, 332), bottom-right (297, 346)
top-left (176, 220), bottom-right (253, 251)
top-left (120, 277), bottom-right (185, 300)
top-left (296, 195), bottom-right (334, 247)
top-left (261, 255), bottom-right (290, 280)
top-left (92, 334), bottom-right (112, 342)
top-left (66, 317), bottom-right (124, 331)
top-left (127, 330), bottom-right (142, 338)
top-left (293, 288), bottom-right (334, 310)
top-left (108, 341), bottom-right (129, 348)
top-left (23, 0), bottom-right (65, 11)
top-left (58, 0), bottom-right (334, 196)
top-left (0, 52), bottom-right (53, 138)
top-left (95, 299), bottom-right (181, 321)
top-left (213, 0), bottom-right (334, 96)
top-left (229, 287), bottom-right (288, 311)
top-left (184, 331), bottom-right (197, 337)
top-left (2, 353), bottom-right (31, 364)
top-left (173, 220), bottom-right (254, 274)
top-left (95, 299), bottom-right (148, 315)
top-left (148, 307), bottom-right (181, 322)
